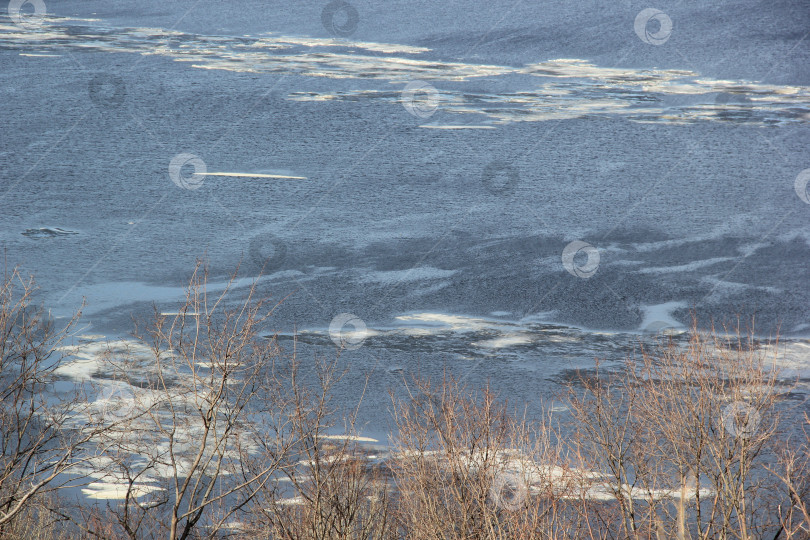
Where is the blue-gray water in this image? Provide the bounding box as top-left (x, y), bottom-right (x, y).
top-left (1, 0), bottom-right (809, 436)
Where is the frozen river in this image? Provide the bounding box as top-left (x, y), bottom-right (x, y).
top-left (1, 0), bottom-right (809, 434)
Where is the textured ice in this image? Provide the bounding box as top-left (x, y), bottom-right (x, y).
top-left (1, 0), bottom-right (808, 463)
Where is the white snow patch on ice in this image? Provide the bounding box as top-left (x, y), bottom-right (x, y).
top-left (635, 257), bottom-right (733, 274)
top-left (362, 267), bottom-right (457, 284)
top-left (639, 302), bottom-right (687, 333)
top-left (472, 333), bottom-right (533, 349)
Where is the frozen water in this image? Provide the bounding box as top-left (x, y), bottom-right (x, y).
top-left (0, 0), bottom-right (808, 439)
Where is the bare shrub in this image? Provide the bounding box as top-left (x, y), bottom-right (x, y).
top-left (0, 268), bottom-right (104, 531)
top-left (390, 375), bottom-right (574, 539)
top-left (96, 263), bottom-right (288, 540)
top-left (4, 262), bottom-right (808, 540)
top-left (565, 319), bottom-right (790, 539)
top-left (247, 354), bottom-right (394, 540)
top-left (772, 412), bottom-right (810, 539)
